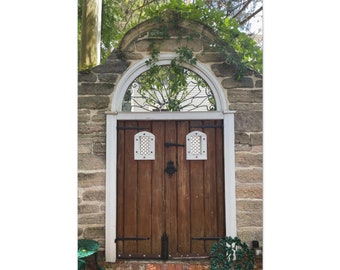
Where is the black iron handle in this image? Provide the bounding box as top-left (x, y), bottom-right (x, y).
top-left (164, 142), bottom-right (185, 147)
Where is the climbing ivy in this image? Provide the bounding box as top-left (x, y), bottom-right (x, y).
top-left (210, 236), bottom-right (255, 270)
top-left (141, 0), bottom-right (262, 78)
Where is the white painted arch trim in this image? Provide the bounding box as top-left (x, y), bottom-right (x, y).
top-left (111, 53), bottom-right (229, 112)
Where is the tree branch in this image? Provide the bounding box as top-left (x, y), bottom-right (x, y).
top-left (232, 0), bottom-right (253, 19)
top-left (239, 6), bottom-right (262, 25)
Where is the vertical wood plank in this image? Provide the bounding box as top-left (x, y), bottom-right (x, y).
top-left (137, 121), bottom-right (152, 255)
top-left (203, 120), bottom-right (219, 253)
top-left (164, 121), bottom-right (178, 256)
top-left (123, 121), bottom-right (138, 254)
top-left (176, 121), bottom-right (190, 255)
top-left (189, 120), bottom-right (205, 255)
top-left (151, 121), bottom-right (165, 256)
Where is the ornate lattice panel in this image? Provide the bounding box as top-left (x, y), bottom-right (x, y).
top-left (134, 131), bottom-right (155, 160)
top-left (186, 131), bottom-right (207, 160)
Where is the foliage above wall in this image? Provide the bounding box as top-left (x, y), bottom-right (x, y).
top-left (141, 0), bottom-right (262, 77)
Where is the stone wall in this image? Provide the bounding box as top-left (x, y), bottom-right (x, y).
top-left (78, 55), bottom-right (130, 248)
top-left (78, 18), bottom-right (263, 255)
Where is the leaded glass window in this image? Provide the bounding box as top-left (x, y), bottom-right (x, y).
top-left (122, 65), bottom-right (216, 112)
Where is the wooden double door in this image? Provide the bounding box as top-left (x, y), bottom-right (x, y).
top-left (116, 120), bottom-right (225, 259)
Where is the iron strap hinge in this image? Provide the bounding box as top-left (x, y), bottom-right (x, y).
top-left (117, 126), bottom-right (150, 130)
top-left (190, 125), bottom-right (223, 129)
top-left (115, 237), bottom-right (150, 243)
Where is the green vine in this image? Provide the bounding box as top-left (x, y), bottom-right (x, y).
top-left (122, 0), bottom-right (262, 111)
top-left (142, 0), bottom-right (262, 78)
top-left (137, 45), bottom-right (216, 112)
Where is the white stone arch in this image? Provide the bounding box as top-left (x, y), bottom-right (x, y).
top-left (105, 53), bottom-right (236, 262)
top-left (111, 53), bottom-right (228, 112)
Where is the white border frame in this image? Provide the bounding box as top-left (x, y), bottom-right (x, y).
top-left (105, 55), bottom-right (236, 262)
top-left (186, 131), bottom-right (207, 160)
top-left (134, 131), bottom-right (155, 160)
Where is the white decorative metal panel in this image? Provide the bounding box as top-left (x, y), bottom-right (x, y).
top-left (186, 131), bottom-right (207, 160)
top-left (134, 131), bottom-right (155, 160)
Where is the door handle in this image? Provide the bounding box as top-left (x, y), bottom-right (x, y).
top-left (164, 161), bottom-right (177, 177)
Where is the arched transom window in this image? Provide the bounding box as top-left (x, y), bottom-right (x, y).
top-left (122, 65), bottom-right (216, 112)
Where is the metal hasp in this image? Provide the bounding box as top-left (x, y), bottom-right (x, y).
top-left (164, 161), bottom-right (177, 177)
top-left (161, 232), bottom-right (169, 260)
top-left (164, 142), bottom-right (185, 147)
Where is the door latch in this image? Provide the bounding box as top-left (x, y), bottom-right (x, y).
top-left (164, 161), bottom-right (177, 177)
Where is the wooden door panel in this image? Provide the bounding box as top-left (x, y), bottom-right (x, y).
top-left (117, 120), bottom-right (225, 259)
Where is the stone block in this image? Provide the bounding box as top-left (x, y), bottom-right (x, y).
top-left (83, 226), bottom-right (105, 239)
top-left (236, 168), bottom-right (263, 183)
top-left (93, 135), bottom-right (106, 143)
top-left (180, 39), bottom-right (203, 52)
top-left (78, 143), bottom-right (92, 154)
top-left (78, 123), bottom-right (105, 135)
top-left (250, 145), bottom-right (263, 153)
top-left (222, 77), bottom-right (254, 89)
top-left (235, 132), bottom-right (250, 144)
top-left (229, 103), bottom-right (263, 111)
top-left (98, 73), bottom-right (118, 83)
top-left (123, 52), bottom-right (144, 60)
top-left (78, 213), bottom-right (105, 225)
top-left (93, 142), bottom-right (106, 154)
top-left (237, 211), bottom-right (263, 227)
top-left (235, 144), bottom-right (251, 152)
top-left (196, 53), bottom-right (225, 63)
top-left (78, 154), bottom-right (105, 170)
top-left (235, 152), bottom-right (262, 167)
top-left (79, 83), bottom-right (114, 95)
top-left (82, 190), bottom-right (105, 202)
top-left (92, 59), bottom-right (130, 73)
top-left (92, 113), bottom-right (106, 123)
top-left (78, 72), bottom-right (97, 82)
top-left (78, 110), bottom-right (91, 122)
top-left (250, 132), bottom-right (263, 146)
top-left (78, 96), bottom-right (110, 109)
top-left (135, 40), bottom-right (160, 52)
top-left (211, 63), bottom-right (236, 77)
top-left (228, 89), bottom-right (262, 103)
top-left (255, 79), bottom-right (262, 88)
top-left (236, 184), bottom-right (263, 199)
top-left (235, 111), bottom-right (262, 132)
top-left (78, 204), bottom-right (100, 214)
top-left (236, 199), bottom-right (263, 212)
top-left (78, 172), bottom-right (105, 187)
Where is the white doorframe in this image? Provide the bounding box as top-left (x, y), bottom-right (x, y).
top-left (105, 55), bottom-right (236, 262)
